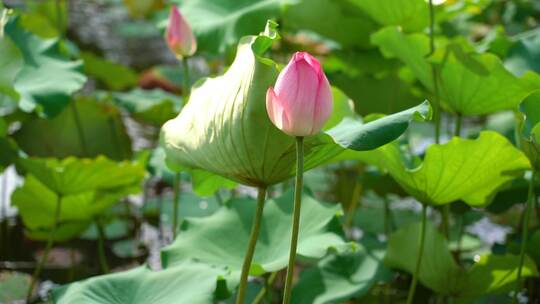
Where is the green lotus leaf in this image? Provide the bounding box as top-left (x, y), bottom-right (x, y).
top-left (0, 29), bottom-right (23, 102)
top-left (52, 263), bottom-right (226, 304)
top-left (11, 174), bottom-right (139, 241)
top-left (457, 254), bottom-right (539, 299)
top-left (386, 222), bottom-right (463, 294)
top-left (386, 222), bottom-right (538, 297)
top-left (291, 238), bottom-right (392, 304)
top-left (14, 97), bottom-right (132, 161)
top-left (169, 0), bottom-right (287, 55)
top-left (161, 21), bottom-right (431, 186)
top-left (17, 156), bottom-right (145, 195)
top-left (518, 92), bottom-right (540, 170)
top-left (372, 27), bottom-right (540, 116)
top-left (347, 131), bottom-right (530, 206)
top-left (161, 189), bottom-right (351, 289)
top-left (0, 271), bottom-right (32, 303)
top-left (112, 88), bottom-right (182, 126)
top-left (81, 52), bottom-right (138, 91)
top-left (3, 17), bottom-right (86, 117)
top-left (283, 0), bottom-right (377, 49)
top-left (346, 0), bottom-right (429, 32)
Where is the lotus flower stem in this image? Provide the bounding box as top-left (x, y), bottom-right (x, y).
top-left (282, 136), bottom-right (304, 304)
top-left (172, 172), bottom-right (180, 238)
top-left (26, 197), bottom-right (62, 303)
top-left (236, 186), bottom-right (267, 304)
top-left (513, 171), bottom-right (536, 303)
top-left (406, 203), bottom-right (428, 304)
top-left (96, 218), bottom-right (110, 274)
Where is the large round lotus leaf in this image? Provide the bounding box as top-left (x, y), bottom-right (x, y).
top-left (169, 0), bottom-right (286, 55)
top-left (161, 189), bottom-right (352, 289)
top-left (52, 263), bottom-right (226, 304)
top-left (161, 21), bottom-right (431, 186)
top-left (291, 239), bottom-right (392, 304)
top-left (343, 131), bottom-right (530, 206)
top-left (17, 156), bottom-right (145, 195)
top-left (386, 222), bottom-right (538, 297)
top-left (372, 27), bottom-right (540, 116)
top-left (14, 98), bottom-right (133, 161)
top-left (3, 17), bottom-right (86, 117)
top-left (11, 175), bottom-right (139, 241)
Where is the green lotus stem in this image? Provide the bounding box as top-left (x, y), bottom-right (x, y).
top-left (56, 0), bottom-right (63, 36)
top-left (236, 186), bottom-right (267, 304)
top-left (252, 272), bottom-right (278, 304)
top-left (345, 181), bottom-right (362, 228)
top-left (171, 57), bottom-right (191, 239)
top-left (282, 136), bottom-right (304, 304)
top-left (406, 204), bottom-right (428, 304)
top-left (440, 205), bottom-right (449, 239)
top-left (71, 102), bottom-right (89, 156)
top-left (96, 218), bottom-right (109, 274)
top-left (383, 195), bottom-right (393, 237)
top-left (182, 57), bottom-right (191, 99)
top-left (0, 173), bottom-right (7, 260)
top-left (26, 196), bottom-right (62, 303)
top-left (454, 114), bottom-right (462, 137)
top-left (427, 0), bottom-right (441, 144)
top-left (513, 171), bottom-right (536, 303)
top-left (172, 172), bottom-right (180, 238)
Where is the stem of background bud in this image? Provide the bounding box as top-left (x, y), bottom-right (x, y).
top-left (282, 136), bottom-right (304, 304)
top-left (236, 187), bottom-right (267, 304)
top-left (27, 196), bottom-right (62, 303)
top-left (513, 171), bottom-right (536, 303)
top-left (172, 57), bottom-right (191, 239)
top-left (406, 204), bottom-right (428, 304)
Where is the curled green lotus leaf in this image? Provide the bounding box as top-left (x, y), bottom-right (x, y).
top-left (348, 131), bottom-right (530, 206)
top-left (161, 21), bottom-right (431, 186)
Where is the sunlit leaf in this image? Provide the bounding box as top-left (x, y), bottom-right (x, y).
top-left (349, 131), bottom-right (530, 206)
top-left (17, 156), bottom-right (145, 195)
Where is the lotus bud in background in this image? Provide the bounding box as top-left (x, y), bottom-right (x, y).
top-left (266, 52), bottom-right (333, 137)
top-left (165, 5), bottom-right (196, 58)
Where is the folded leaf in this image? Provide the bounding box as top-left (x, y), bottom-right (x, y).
top-left (161, 21), bottom-right (431, 186)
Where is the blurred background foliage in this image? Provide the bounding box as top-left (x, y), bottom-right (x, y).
top-left (0, 0), bottom-right (540, 303)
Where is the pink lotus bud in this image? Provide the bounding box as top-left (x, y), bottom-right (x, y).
top-left (266, 52), bottom-right (333, 137)
top-left (165, 5), bottom-right (197, 58)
